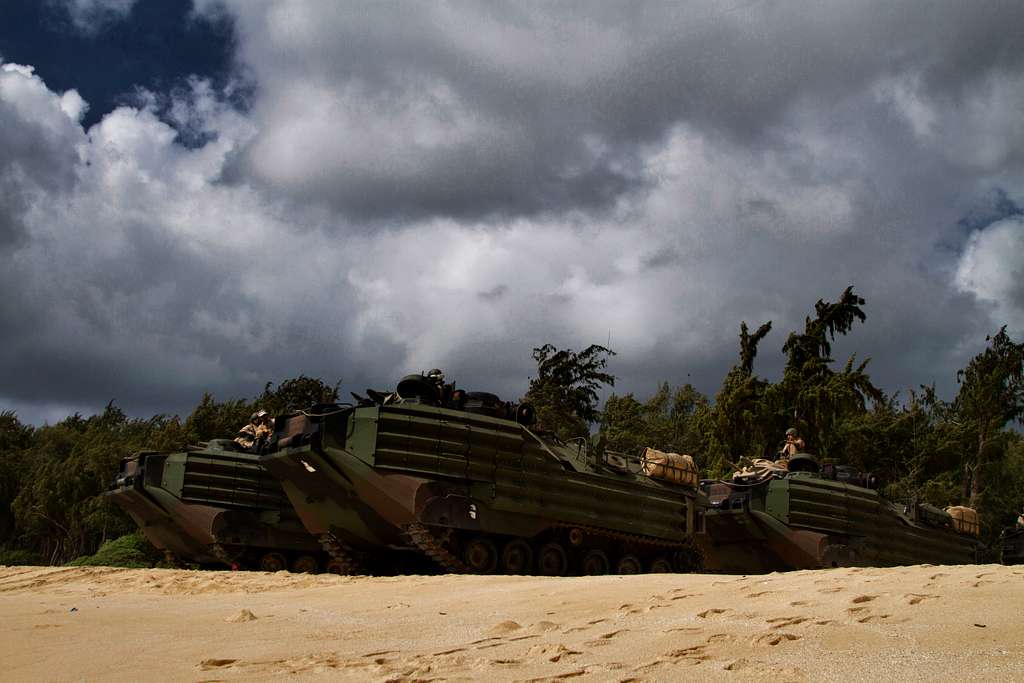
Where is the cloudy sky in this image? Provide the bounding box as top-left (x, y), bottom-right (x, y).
top-left (1, 0), bottom-right (1023, 425)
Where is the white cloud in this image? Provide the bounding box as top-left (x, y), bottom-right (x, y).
top-left (955, 216), bottom-right (1024, 334)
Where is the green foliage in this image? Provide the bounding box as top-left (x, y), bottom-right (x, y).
top-left (705, 286), bottom-right (882, 465)
top-left (523, 344), bottom-right (616, 440)
top-left (598, 383), bottom-right (709, 458)
top-left (258, 375), bottom-right (341, 415)
top-left (0, 548), bottom-right (45, 566)
top-left (66, 532), bottom-right (162, 568)
top-left (953, 326), bottom-right (1024, 506)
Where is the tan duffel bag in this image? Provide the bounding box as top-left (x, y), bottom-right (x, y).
top-left (641, 447), bottom-right (699, 487)
top-left (945, 505), bottom-right (980, 537)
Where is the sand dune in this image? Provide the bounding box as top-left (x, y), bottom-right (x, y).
top-left (1, 564), bottom-right (1021, 681)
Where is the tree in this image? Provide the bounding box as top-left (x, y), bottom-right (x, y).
top-left (522, 344), bottom-right (615, 440)
top-left (706, 287), bottom-right (882, 462)
top-left (954, 326), bottom-right (1024, 507)
top-left (598, 382), bottom-right (709, 457)
top-left (258, 375), bottom-right (342, 415)
top-left (0, 412), bottom-right (34, 545)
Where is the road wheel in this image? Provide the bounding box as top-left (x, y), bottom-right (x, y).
top-left (291, 554), bottom-right (319, 574)
top-left (616, 554), bottom-right (642, 575)
top-left (537, 542), bottom-right (568, 576)
top-left (259, 551), bottom-right (288, 572)
top-left (463, 537), bottom-right (499, 573)
top-left (501, 539), bottom-right (533, 574)
top-left (649, 556), bottom-right (673, 573)
top-left (581, 549), bottom-right (610, 575)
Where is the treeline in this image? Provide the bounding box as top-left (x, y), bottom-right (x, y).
top-left (0, 288), bottom-right (1021, 565)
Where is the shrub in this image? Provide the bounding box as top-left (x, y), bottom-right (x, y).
top-left (0, 548), bottom-right (46, 566)
top-left (66, 532), bottom-right (161, 568)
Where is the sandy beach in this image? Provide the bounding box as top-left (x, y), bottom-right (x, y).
top-left (1, 564), bottom-right (1021, 682)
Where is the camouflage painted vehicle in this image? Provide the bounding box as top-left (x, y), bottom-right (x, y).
top-left (1000, 526), bottom-right (1024, 565)
top-left (107, 441), bottom-right (333, 572)
top-left (260, 380), bottom-right (708, 575)
top-left (700, 454), bottom-right (981, 572)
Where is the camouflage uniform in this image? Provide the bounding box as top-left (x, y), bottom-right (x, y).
top-left (235, 410), bottom-right (274, 450)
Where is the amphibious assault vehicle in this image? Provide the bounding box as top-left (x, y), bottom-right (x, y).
top-left (260, 377), bottom-right (708, 575)
top-left (1000, 526), bottom-right (1024, 565)
top-left (700, 454), bottom-right (982, 572)
top-left (107, 442), bottom-right (333, 572)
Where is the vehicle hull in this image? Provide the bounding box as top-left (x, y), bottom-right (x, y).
top-left (703, 474), bottom-right (980, 572)
top-left (107, 445), bottom-right (327, 571)
top-left (263, 403), bottom-right (707, 574)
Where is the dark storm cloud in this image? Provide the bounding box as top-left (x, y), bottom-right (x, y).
top-left (3, 1), bottom-right (1024, 426)
top-left (209, 0), bottom-right (1024, 222)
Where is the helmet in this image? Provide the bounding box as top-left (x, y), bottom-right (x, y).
top-left (427, 368), bottom-right (445, 382)
top-left (252, 409), bottom-right (269, 421)
top-left (785, 427), bottom-right (798, 436)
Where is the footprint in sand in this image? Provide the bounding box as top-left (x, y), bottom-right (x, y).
top-left (789, 600), bottom-right (812, 606)
top-left (847, 606), bottom-right (870, 615)
top-left (753, 632), bottom-right (802, 647)
top-left (665, 645), bottom-right (710, 664)
top-left (599, 629), bottom-right (628, 639)
top-left (857, 614), bottom-right (892, 623)
top-left (527, 644), bottom-right (583, 663)
top-left (766, 616), bottom-right (809, 628)
top-left (746, 591), bottom-right (774, 598)
top-left (905, 593), bottom-right (937, 605)
top-left (583, 629), bottom-right (628, 647)
top-left (697, 608), bottom-right (729, 619)
top-left (198, 659), bottom-right (238, 670)
top-left (706, 633), bottom-right (735, 643)
top-left (664, 626), bottom-right (703, 635)
top-left (850, 595), bottom-right (877, 604)
top-left (818, 586), bottom-right (844, 593)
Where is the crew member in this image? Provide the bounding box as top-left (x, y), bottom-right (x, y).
top-left (235, 409), bottom-right (274, 451)
top-left (426, 368), bottom-right (451, 406)
top-left (780, 427), bottom-right (805, 458)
